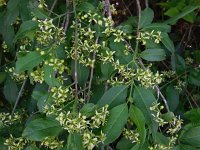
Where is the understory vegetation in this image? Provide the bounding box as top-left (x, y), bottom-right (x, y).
top-left (0, 0), bottom-right (200, 149)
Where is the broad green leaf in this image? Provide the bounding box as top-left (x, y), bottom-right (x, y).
top-left (129, 105), bottom-right (146, 148)
top-left (188, 69), bottom-right (200, 86)
top-left (65, 133), bottom-right (84, 150)
top-left (116, 137), bottom-right (134, 150)
top-left (133, 86), bottom-right (157, 137)
top-left (1, 25), bottom-right (15, 50)
top-left (166, 85), bottom-right (179, 111)
top-left (71, 61), bottom-right (89, 87)
top-left (142, 23), bottom-right (171, 32)
top-left (77, 2), bottom-right (95, 12)
top-left (0, 72), bottom-right (7, 84)
top-left (22, 117), bottom-right (62, 141)
top-left (14, 20), bottom-right (38, 42)
top-left (44, 65), bottom-right (60, 87)
top-left (139, 8), bottom-right (154, 28)
top-left (101, 62), bottom-right (114, 79)
top-left (116, 24), bottom-right (133, 33)
top-left (165, 6), bottom-right (199, 25)
top-left (4, 0), bottom-right (20, 25)
top-left (103, 103), bottom-right (128, 145)
top-left (184, 108), bottom-right (200, 123)
top-left (3, 76), bottom-right (18, 105)
top-left (25, 145), bottom-right (39, 150)
top-left (180, 144), bottom-right (198, 150)
top-left (180, 126), bottom-right (200, 147)
top-left (161, 32), bottom-right (175, 53)
top-left (97, 85), bottom-right (128, 109)
top-left (80, 103), bottom-right (96, 118)
top-left (15, 51), bottom-right (44, 73)
top-left (141, 49), bottom-right (166, 61)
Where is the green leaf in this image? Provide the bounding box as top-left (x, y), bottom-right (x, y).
top-left (22, 117), bottom-right (62, 141)
top-left (77, 2), bottom-right (95, 12)
top-left (71, 61), bottom-right (89, 87)
top-left (166, 85), bottom-right (179, 111)
top-left (165, 6), bottom-right (199, 25)
top-left (180, 126), bottom-right (200, 147)
top-left (4, 0), bottom-right (20, 25)
top-left (133, 86), bottom-right (157, 137)
top-left (44, 65), bottom-right (60, 87)
top-left (139, 8), bottom-right (154, 28)
top-left (101, 62), bottom-right (114, 79)
top-left (97, 85), bottom-right (128, 109)
top-left (179, 144), bottom-right (198, 150)
top-left (116, 138), bottom-right (134, 150)
top-left (142, 23), bottom-right (171, 32)
top-left (117, 24), bottom-right (133, 33)
top-left (103, 103), bottom-right (128, 145)
top-left (141, 49), bottom-right (166, 61)
top-left (129, 105), bottom-right (146, 148)
top-left (184, 108), bottom-right (200, 123)
top-left (188, 69), bottom-right (200, 86)
top-left (25, 145), bottom-right (39, 150)
top-left (161, 32), bottom-right (175, 53)
top-left (3, 76), bottom-right (18, 105)
top-left (0, 72), bottom-right (7, 84)
top-left (80, 103), bottom-right (96, 118)
top-left (65, 133), bottom-right (84, 150)
top-left (15, 51), bottom-right (44, 73)
top-left (14, 20), bottom-right (38, 42)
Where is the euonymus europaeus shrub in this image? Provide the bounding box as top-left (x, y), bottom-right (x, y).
top-left (0, 0), bottom-right (200, 149)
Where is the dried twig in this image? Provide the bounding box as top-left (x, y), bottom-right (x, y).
top-left (73, 0), bottom-right (78, 97)
top-left (104, 0), bottom-right (112, 18)
top-left (64, 0), bottom-right (70, 32)
top-left (12, 79), bottom-right (27, 115)
top-left (48, 0), bottom-right (58, 16)
top-left (145, 0), bottom-right (149, 8)
top-left (87, 37), bottom-right (99, 100)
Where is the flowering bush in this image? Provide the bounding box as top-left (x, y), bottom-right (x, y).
top-left (0, 0), bottom-right (200, 149)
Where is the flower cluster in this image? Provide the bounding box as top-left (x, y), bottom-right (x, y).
top-left (56, 112), bottom-right (88, 133)
top-left (137, 30), bottom-right (162, 45)
top-left (4, 135), bottom-right (27, 150)
top-left (90, 105), bottom-right (109, 128)
top-left (45, 58), bottom-right (66, 74)
top-left (36, 19), bottom-right (65, 46)
top-left (2, 41), bottom-right (9, 52)
top-left (185, 57), bottom-right (194, 65)
top-left (135, 68), bottom-right (163, 88)
top-left (83, 131), bottom-right (106, 150)
top-left (0, 0), bottom-right (6, 6)
top-left (41, 137), bottom-right (64, 149)
top-left (150, 102), bottom-right (183, 149)
top-left (0, 112), bottom-right (22, 126)
top-left (56, 105), bottom-right (109, 149)
top-left (6, 67), bottom-right (27, 83)
top-left (174, 80), bottom-right (186, 91)
top-left (123, 128), bottom-right (140, 143)
top-left (30, 67), bottom-right (44, 83)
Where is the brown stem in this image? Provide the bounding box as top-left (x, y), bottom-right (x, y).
top-left (87, 37), bottom-right (99, 101)
top-left (64, 0), bottom-right (70, 32)
top-left (104, 0), bottom-right (112, 18)
top-left (73, 0), bottom-right (78, 97)
top-left (48, 0), bottom-right (58, 16)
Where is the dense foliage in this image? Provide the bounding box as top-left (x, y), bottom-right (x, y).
top-left (0, 0), bottom-right (200, 149)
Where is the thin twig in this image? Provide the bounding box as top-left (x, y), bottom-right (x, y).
top-left (87, 37), bottom-right (99, 101)
top-left (73, 0), bottom-right (78, 97)
top-left (48, 0), bottom-right (58, 16)
top-left (12, 79), bottom-right (27, 115)
top-left (145, 0), bottom-right (149, 8)
top-left (135, 0), bottom-right (141, 57)
top-left (64, 0), bottom-right (70, 32)
top-left (104, 0), bottom-right (112, 18)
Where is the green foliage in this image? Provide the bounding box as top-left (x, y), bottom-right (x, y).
top-left (0, 0), bottom-right (199, 149)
